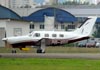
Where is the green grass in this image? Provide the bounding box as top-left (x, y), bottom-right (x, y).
top-left (0, 58), bottom-right (100, 70)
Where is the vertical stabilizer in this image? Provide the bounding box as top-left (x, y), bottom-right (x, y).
top-left (74, 16), bottom-right (97, 36)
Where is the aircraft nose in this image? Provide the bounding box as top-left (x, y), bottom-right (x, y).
top-left (2, 38), bottom-right (7, 41)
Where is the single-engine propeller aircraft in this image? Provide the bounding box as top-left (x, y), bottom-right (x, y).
top-left (2, 16), bottom-right (97, 53)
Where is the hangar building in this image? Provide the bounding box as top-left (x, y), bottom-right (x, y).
top-left (23, 7), bottom-right (77, 32)
top-left (0, 6), bottom-right (30, 47)
top-left (0, 6), bottom-right (78, 47)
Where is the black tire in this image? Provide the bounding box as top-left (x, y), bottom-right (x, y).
top-left (37, 49), bottom-right (42, 53)
top-left (37, 49), bottom-right (45, 53)
top-left (12, 50), bottom-right (16, 53)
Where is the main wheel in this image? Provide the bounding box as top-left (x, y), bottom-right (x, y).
top-left (12, 49), bottom-right (16, 53)
top-left (37, 49), bottom-right (45, 53)
top-left (37, 49), bottom-right (42, 53)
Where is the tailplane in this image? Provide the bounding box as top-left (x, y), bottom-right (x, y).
top-left (74, 16), bottom-right (97, 36)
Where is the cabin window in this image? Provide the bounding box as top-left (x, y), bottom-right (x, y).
top-left (34, 33), bottom-right (40, 37)
top-left (59, 34), bottom-right (64, 37)
top-left (45, 34), bottom-right (49, 37)
top-left (52, 34), bottom-right (57, 37)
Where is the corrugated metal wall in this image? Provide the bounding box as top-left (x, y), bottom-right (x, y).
top-left (0, 28), bottom-right (5, 47)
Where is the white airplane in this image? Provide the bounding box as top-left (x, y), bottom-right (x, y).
top-left (2, 16), bottom-right (97, 53)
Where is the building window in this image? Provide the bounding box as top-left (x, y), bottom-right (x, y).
top-left (34, 33), bottom-right (40, 37)
top-left (54, 24), bottom-right (58, 29)
top-left (13, 28), bottom-right (22, 36)
top-left (52, 34), bottom-right (57, 37)
top-left (30, 24), bottom-right (34, 29)
top-left (59, 34), bottom-right (64, 37)
top-left (40, 25), bottom-right (45, 29)
top-left (61, 24), bottom-right (65, 29)
top-left (45, 34), bottom-right (49, 37)
top-left (68, 25), bottom-right (75, 29)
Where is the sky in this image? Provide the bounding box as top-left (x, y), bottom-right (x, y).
top-left (34, 0), bottom-right (43, 4)
top-left (34, 0), bottom-right (65, 4)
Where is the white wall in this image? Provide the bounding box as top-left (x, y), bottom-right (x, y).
top-left (31, 22), bottom-right (44, 31)
top-left (6, 20), bottom-right (30, 37)
top-left (54, 23), bottom-right (69, 31)
top-left (0, 20), bottom-right (6, 28)
top-left (44, 16), bottom-right (54, 31)
top-left (0, 19), bottom-right (30, 47)
top-left (0, 20), bottom-right (7, 47)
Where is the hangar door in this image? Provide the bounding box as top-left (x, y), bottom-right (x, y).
top-left (0, 28), bottom-right (5, 47)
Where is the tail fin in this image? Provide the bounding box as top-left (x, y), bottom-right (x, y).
top-left (74, 16), bottom-right (97, 36)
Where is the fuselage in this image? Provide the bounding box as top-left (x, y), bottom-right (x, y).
top-left (3, 31), bottom-right (89, 46)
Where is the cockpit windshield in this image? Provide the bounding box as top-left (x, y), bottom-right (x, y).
top-left (34, 33), bottom-right (40, 37)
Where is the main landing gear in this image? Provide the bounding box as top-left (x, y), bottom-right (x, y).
top-left (37, 39), bottom-right (46, 53)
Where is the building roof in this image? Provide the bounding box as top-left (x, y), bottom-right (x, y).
top-left (23, 7), bottom-right (77, 23)
top-left (0, 5), bottom-right (21, 20)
